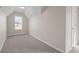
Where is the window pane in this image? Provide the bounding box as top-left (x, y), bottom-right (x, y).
top-left (15, 16), bottom-right (22, 30)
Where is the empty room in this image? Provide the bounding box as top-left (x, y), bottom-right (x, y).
top-left (0, 6), bottom-right (78, 53)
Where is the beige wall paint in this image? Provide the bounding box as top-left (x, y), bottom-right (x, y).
top-left (0, 11), bottom-right (7, 51)
top-left (7, 12), bottom-right (28, 36)
top-left (29, 7), bottom-right (66, 52)
top-left (78, 7), bottom-right (79, 44)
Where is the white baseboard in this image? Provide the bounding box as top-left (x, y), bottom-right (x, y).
top-left (0, 37), bottom-right (7, 52)
top-left (30, 34), bottom-right (65, 53)
top-left (7, 33), bottom-right (28, 37)
top-left (65, 47), bottom-right (72, 53)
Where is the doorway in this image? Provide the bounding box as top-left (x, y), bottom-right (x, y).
top-left (71, 7), bottom-right (78, 48)
top-left (66, 6), bottom-right (78, 52)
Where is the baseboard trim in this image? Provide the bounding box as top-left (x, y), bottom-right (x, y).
top-left (65, 47), bottom-right (72, 53)
top-left (7, 34), bottom-right (28, 37)
top-left (0, 37), bottom-right (7, 52)
top-left (30, 34), bottom-right (65, 53)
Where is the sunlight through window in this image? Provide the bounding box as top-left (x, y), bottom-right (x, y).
top-left (15, 16), bottom-right (22, 30)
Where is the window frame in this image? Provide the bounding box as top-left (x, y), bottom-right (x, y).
top-left (15, 16), bottom-right (22, 30)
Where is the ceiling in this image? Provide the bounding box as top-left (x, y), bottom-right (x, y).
top-left (0, 6), bottom-right (47, 19)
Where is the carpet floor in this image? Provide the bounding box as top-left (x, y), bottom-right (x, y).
top-left (1, 34), bottom-right (60, 53)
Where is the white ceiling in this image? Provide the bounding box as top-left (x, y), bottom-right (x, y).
top-left (0, 6), bottom-right (47, 18)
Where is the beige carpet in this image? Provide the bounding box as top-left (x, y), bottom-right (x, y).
top-left (1, 34), bottom-right (60, 53)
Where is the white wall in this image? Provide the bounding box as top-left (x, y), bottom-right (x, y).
top-left (0, 11), bottom-right (7, 51)
top-left (25, 6), bottom-right (47, 19)
top-left (29, 7), bottom-right (66, 52)
top-left (7, 12), bottom-right (28, 36)
top-left (25, 6), bottom-right (41, 18)
top-left (66, 7), bottom-right (72, 52)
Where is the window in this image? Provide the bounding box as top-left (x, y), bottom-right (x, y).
top-left (15, 16), bottom-right (22, 30)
